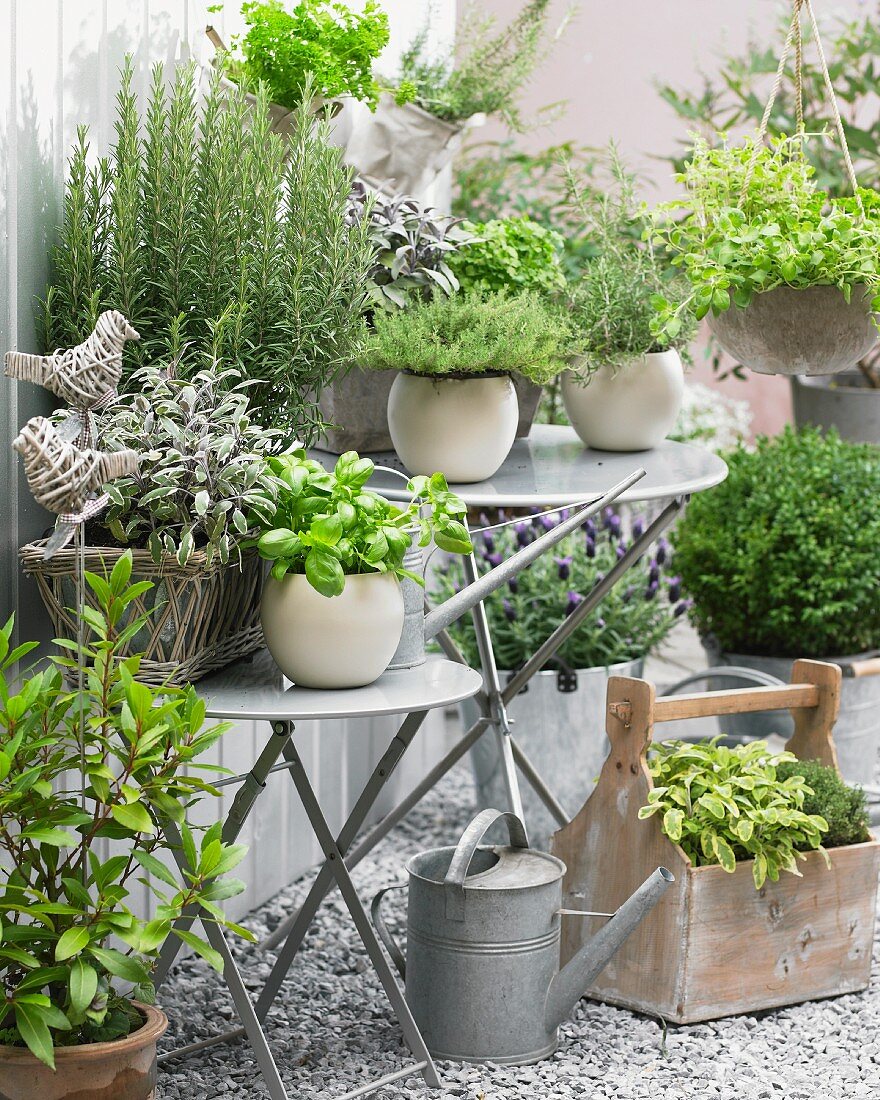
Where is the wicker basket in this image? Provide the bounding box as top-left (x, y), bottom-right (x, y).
top-left (20, 542), bottom-right (264, 685)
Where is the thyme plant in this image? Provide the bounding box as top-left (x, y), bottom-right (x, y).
top-left (43, 61), bottom-right (375, 445)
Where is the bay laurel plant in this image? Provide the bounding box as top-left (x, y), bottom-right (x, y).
top-left (648, 135), bottom-right (880, 343)
top-left (97, 363), bottom-right (283, 567)
top-left (215, 0), bottom-right (389, 110)
top-left (256, 450), bottom-right (472, 597)
top-left (347, 181), bottom-right (475, 312)
top-left (43, 61), bottom-right (374, 445)
top-left (448, 216), bottom-right (566, 300)
top-left (639, 739), bottom-right (829, 890)
top-left (0, 555), bottom-right (250, 1067)
top-left (673, 427), bottom-right (880, 658)
top-left (364, 290), bottom-right (569, 384)
top-left (431, 511), bottom-right (687, 670)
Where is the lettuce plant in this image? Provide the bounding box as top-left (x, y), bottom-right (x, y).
top-left (0, 555), bottom-right (249, 1067)
top-left (639, 739), bottom-right (828, 889)
top-left (256, 451), bottom-right (471, 597)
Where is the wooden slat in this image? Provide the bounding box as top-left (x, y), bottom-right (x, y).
top-left (847, 656), bottom-right (880, 679)
top-left (651, 682), bottom-right (819, 723)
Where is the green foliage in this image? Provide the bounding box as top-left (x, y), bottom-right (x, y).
top-left (658, 8), bottom-right (880, 197)
top-left (393, 0), bottom-right (566, 128)
top-left (648, 135), bottom-right (880, 343)
top-left (0, 558), bottom-right (249, 1067)
top-left (776, 759), bottom-right (870, 850)
top-left (639, 739), bottom-right (828, 889)
top-left (563, 150), bottom-right (696, 373)
top-left (98, 363), bottom-right (283, 567)
top-left (256, 451), bottom-right (471, 597)
top-left (449, 216), bottom-right (566, 299)
top-left (431, 513), bottom-right (686, 670)
top-left (220, 0), bottom-right (389, 109)
top-left (364, 290), bottom-right (569, 385)
top-left (673, 426), bottom-right (880, 658)
top-left (42, 61), bottom-right (374, 446)
top-left (348, 181), bottom-right (475, 312)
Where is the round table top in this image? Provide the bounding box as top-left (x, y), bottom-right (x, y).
top-left (198, 650), bottom-right (482, 722)
top-left (361, 425), bottom-right (728, 508)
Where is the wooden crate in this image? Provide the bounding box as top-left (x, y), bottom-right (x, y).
top-left (551, 659), bottom-right (880, 1024)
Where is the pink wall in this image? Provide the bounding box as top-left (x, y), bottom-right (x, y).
top-left (467, 0), bottom-right (868, 438)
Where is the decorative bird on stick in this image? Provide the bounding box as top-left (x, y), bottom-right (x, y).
top-left (12, 416), bottom-right (139, 557)
top-left (5, 310), bottom-right (140, 445)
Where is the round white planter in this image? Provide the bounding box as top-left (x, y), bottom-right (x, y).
top-left (261, 572), bottom-right (405, 689)
top-left (561, 349), bottom-right (684, 452)
top-left (388, 373), bottom-right (518, 483)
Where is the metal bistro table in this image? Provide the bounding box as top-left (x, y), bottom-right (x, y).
top-left (155, 653), bottom-right (482, 1100)
top-left (329, 425), bottom-right (728, 859)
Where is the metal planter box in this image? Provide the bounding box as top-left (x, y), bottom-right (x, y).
top-left (552, 659), bottom-right (880, 1023)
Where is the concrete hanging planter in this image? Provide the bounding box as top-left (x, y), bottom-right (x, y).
top-left (790, 370), bottom-right (880, 444)
top-left (708, 285), bottom-right (878, 376)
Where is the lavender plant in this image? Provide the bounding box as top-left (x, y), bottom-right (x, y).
top-left (431, 510), bottom-right (688, 669)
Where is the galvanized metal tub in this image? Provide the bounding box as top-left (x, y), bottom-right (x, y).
top-left (462, 658), bottom-right (643, 850)
top-left (790, 371), bottom-right (880, 445)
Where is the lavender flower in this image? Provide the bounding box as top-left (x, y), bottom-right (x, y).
top-left (645, 578), bottom-right (659, 600)
top-left (565, 591), bottom-right (584, 616)
top-left (503, 598), bottom-right (517, 622)
top-left (508, 577), bottom-right (519, 594)
top-left (603, 509), bottom-right (622, 538)
top-left (674, 598), bottom-right (693, 618)
top-left (514, 522), bottom-right (531, 548)
top-left (656, 538), bottom-right (669, 566)
top-left (481, 531), bottom-right (495, 555)
top-left (667, 575), bottom-right (682, 604)
top-left (485, 552), bottom-right (503, 569)
top-left (581, 517), bottom-right (597, 538)
top-left (585, 535), bottom-right (596, 559)
top-left (539, 514), bottom-right (557, 532)
top-left (555, 555), bottom-right (573, 581)
top-left (648, 561), bottom-right (660, 586)
top-left (632, 517), bottom-right (645, 539)
top-left (616, 544), bottom-right (626, 560)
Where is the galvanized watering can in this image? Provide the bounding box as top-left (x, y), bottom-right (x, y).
top-left (372, 808), bottom-right (673, 1065)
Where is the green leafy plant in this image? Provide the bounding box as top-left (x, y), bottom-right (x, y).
top-left (449, 215), bottom-right (566, 299)
top-left (648, 135), bottom-right (880, 344)
top-left (391, 0), bottom-right (570, 129)
top-left (256, 450), bottom-right (472, 596)
top-left (564, 150), bottom-right (696, 375)
top-left (0, 555), bottom-right (250, 1067)
top-left (347, 181), bottom-right (475, 312)
top-left (43, 61), bottom-right (374, 445)
top-left (97, 362), bottom-right (283, 567)
top-left (673, 426), bottom-right (880, 658)
top-left (776, 759), bottom-right (871, 850)
top-left (639, 739), bottom-right (828, 889)
top-left (364, 290), bottom-right (569, 385)
top-left (432, 512), bottom-right (686, 670)
top-left (217, 0), bottom-right (389, 109)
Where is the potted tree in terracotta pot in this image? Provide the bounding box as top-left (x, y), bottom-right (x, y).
top-left (255, 449), bottom-right (472, 688)
top-left (0, 556), bottom-right (249, 1099)
top-left (561, 151), bottom-right (696, 451)
top-left (364, 289), bottom-right (568, 483)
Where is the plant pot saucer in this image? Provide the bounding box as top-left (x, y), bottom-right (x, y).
top-left (708, 285), bottom-right (878, 376)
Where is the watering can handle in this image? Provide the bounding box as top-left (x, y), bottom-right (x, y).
top-left (370, 885), bottom-right (407, 980)
top-left (443, 808), bottom-right (529, 922)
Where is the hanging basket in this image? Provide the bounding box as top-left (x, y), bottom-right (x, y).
top-left (709, 285), bottom-right (878, 376)
top-left (20, 542), bottom-right (264, 686)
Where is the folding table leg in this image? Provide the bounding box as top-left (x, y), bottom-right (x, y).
top-left (279, 736), bottom-right (443, 1091)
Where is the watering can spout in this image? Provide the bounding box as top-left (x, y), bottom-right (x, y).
top-left (544, 866), bottom-right (674, 1031)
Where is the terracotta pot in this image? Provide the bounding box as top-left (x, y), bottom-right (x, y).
top-left (708, 285), bottom-right (878, 376)
top-left (0, 1002), bottom-right (167, 1100)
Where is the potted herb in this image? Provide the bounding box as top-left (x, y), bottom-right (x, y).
top-left (207, 0), bottom-right (389, 137)
top-left (317, 183), bottom-right (476, 455)
top-left (364, 290), bottom-right (568, 482)
top-left (552, 663), bottom-right (880, 1023)
top-left (561, 153), bottom-right (696, 451)
top-left (672, 426), bottom-right (880, 785)
top-left (435, 511), bottom-right (688, 847)
top-left (20, 363), bottom-right (283, 685)
top-left (345, 0), bottom-right (565, 199)
top-left (255, 450), bottom-right (471, 688)
top-left (0, 558), bottom-right (249, 1097)
top-left (649, 135), bottom-right (880, 376)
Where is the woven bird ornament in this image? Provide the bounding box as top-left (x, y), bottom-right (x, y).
top-left (5, 310), bottom-right (139, 445)
top-left (12, 416), bottom-right (139, 557)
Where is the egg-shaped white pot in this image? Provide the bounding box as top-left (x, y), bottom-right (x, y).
top-left (561, 349), bottom-right (684, 452)
top-left (261, 572), bottom-right (405, 689)
top-left (388, 373), bottom-right (518, 483)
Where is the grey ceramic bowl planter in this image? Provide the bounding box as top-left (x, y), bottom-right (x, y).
top-left (708, 285), bottom-right (878, 376)
top-left (790, 370), bottom-right (880, 445)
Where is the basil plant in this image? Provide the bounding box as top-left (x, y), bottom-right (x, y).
top-left (256, 450), bottom-right (472, 597)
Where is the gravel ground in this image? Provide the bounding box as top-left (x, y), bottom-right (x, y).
top-left (157, 765), bottom-right (880, 1100)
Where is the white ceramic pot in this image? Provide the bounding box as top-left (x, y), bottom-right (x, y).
top-left (561, 349), bottom-right (684, 452)
top-left (388, 373), bottom-right (518, 483)
top-left (261, 572), bottom-right (405, 689)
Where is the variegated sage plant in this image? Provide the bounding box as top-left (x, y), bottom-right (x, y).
top-left (98, 362), bottom-right (283, 567)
